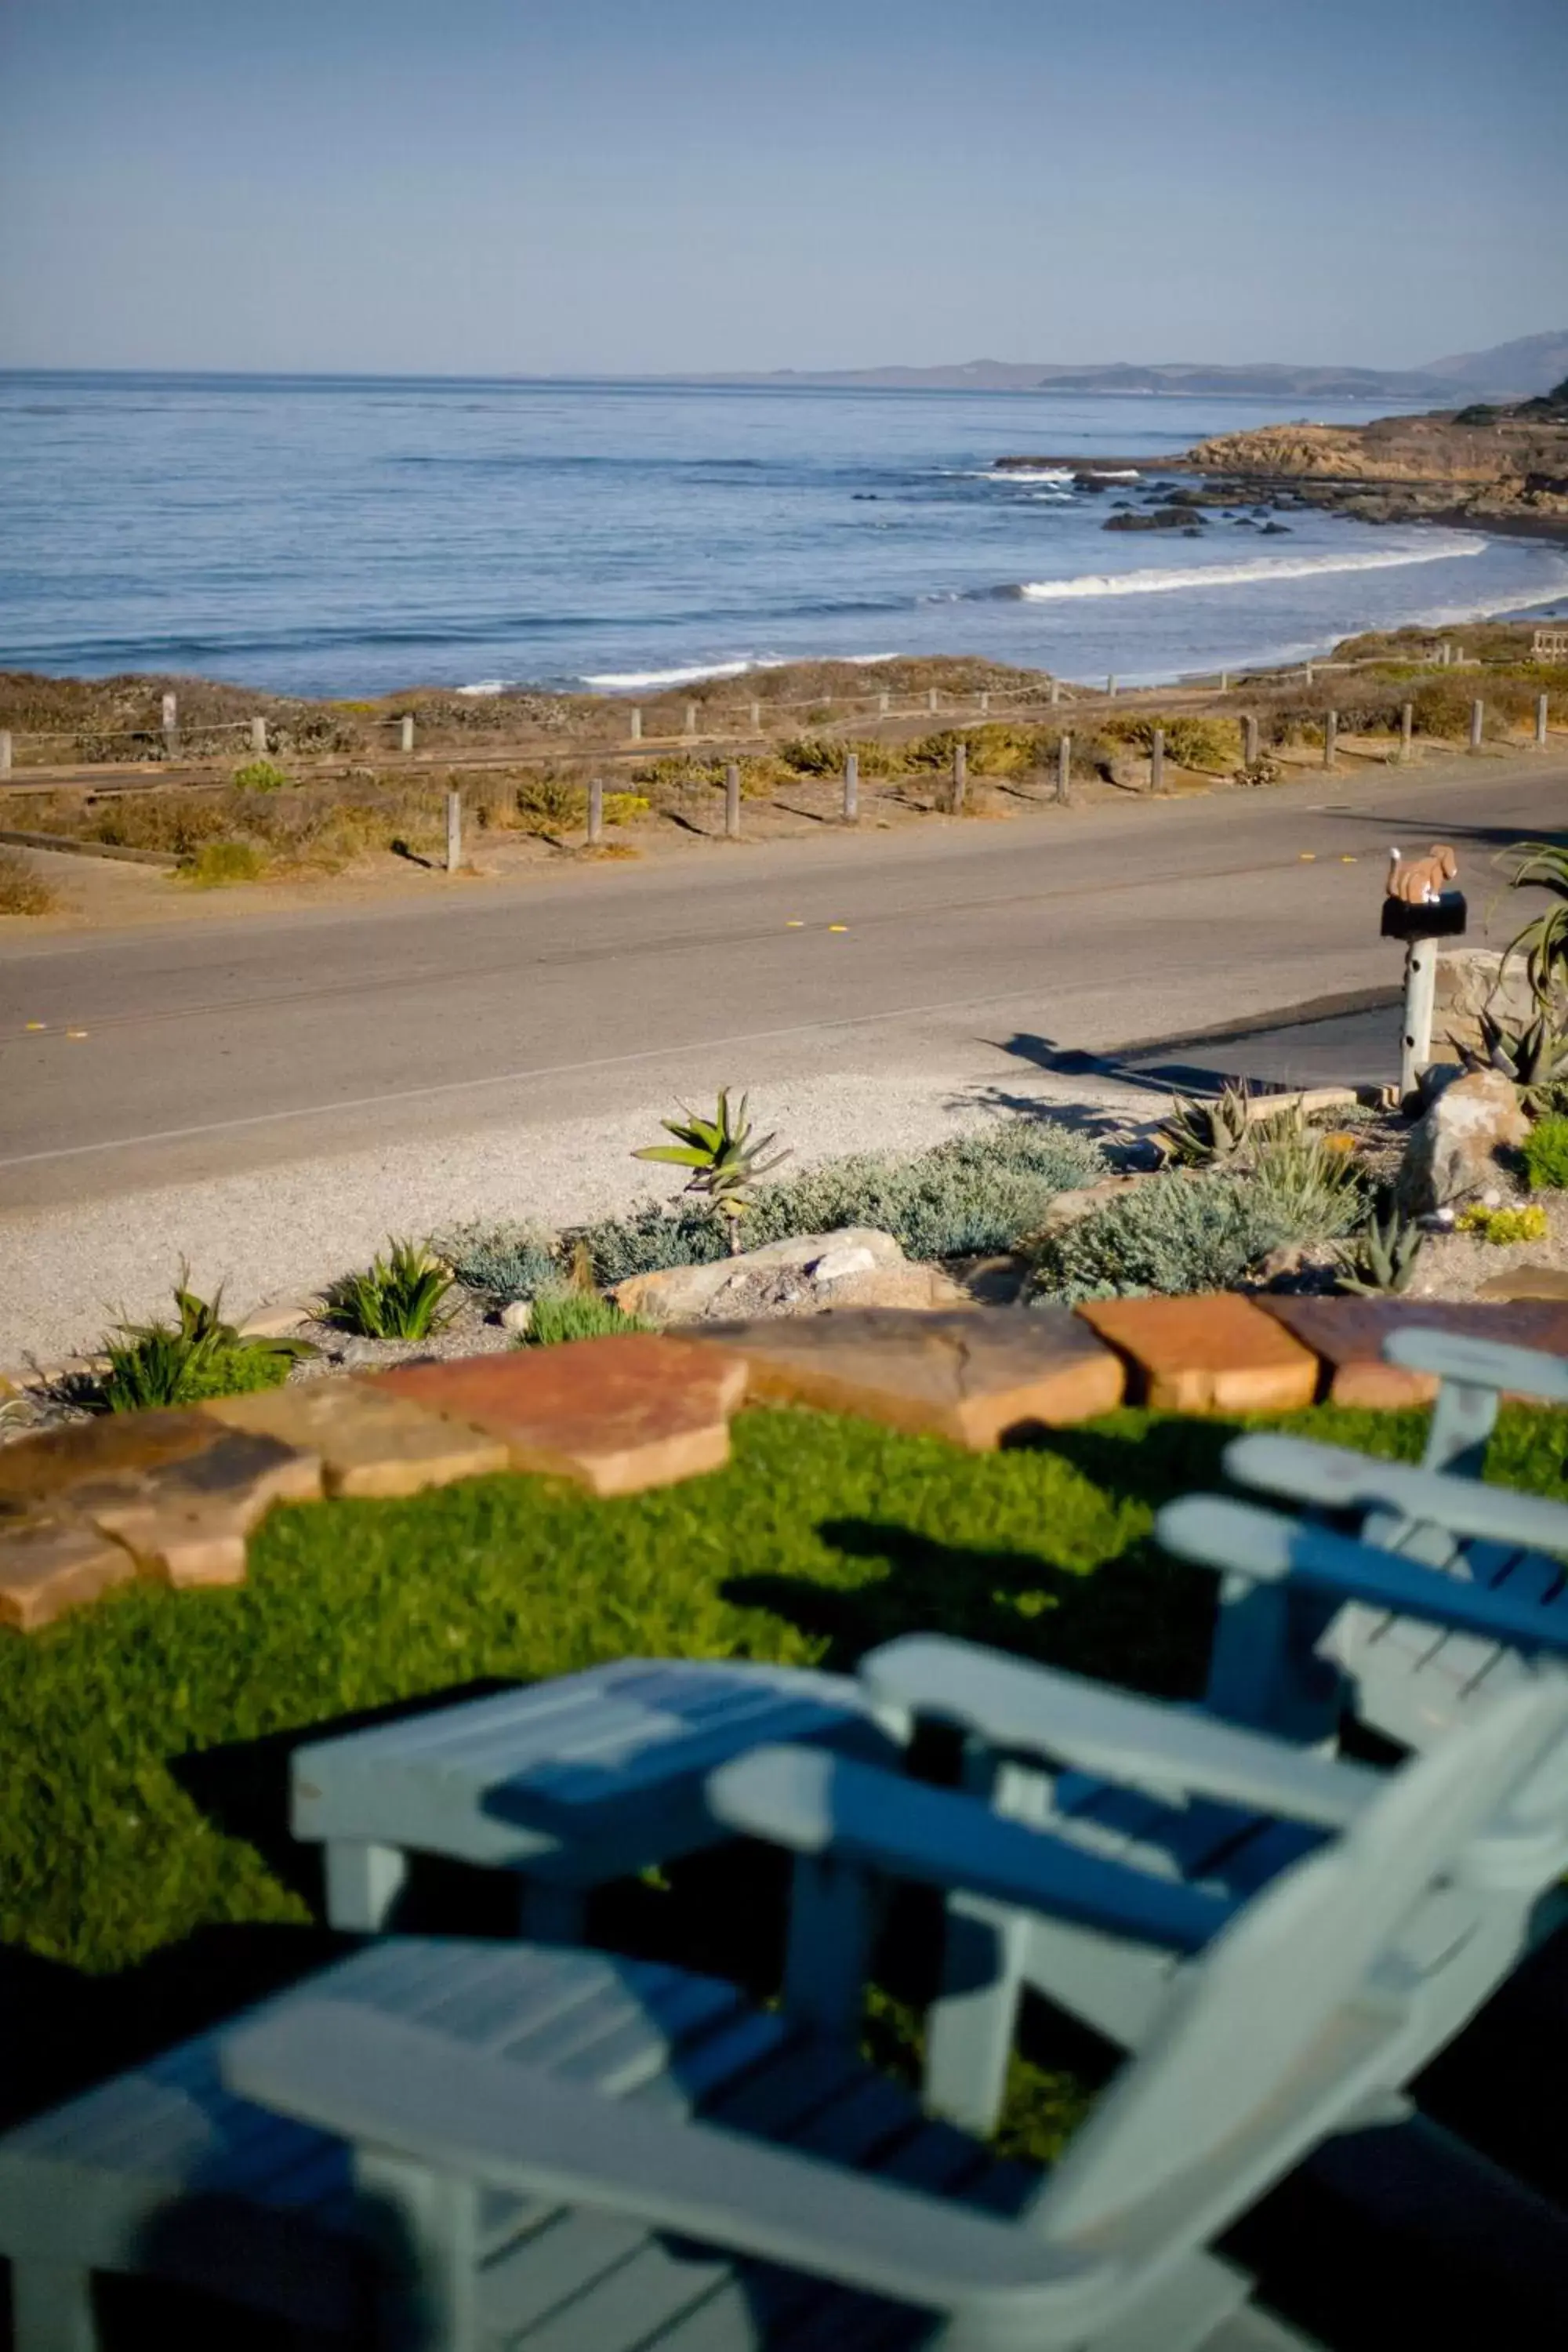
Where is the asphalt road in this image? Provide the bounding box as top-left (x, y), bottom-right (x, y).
top-left (2, 751), bottom-right (1563, 1218)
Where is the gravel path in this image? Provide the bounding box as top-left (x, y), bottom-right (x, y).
top-left (1, 1062), bottom-right (1162, 1368)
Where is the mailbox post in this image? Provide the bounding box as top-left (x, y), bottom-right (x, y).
top-left (1381, 856), bottom-right (1465, 1104)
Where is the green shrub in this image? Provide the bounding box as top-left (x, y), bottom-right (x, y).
top-left (578, 1200), bottom-right (731, 1287)
top-left (746, 1120), bottom-right (1107, 1261)
top-left (440, 1221), bottom-right (561, 1301)
top-left (232, 759), bottom-right (290, 791)
top-left (1522, 1114), bottom-right (1568, 1192)
top-left (515, 774), bottom-right (586, 829)
top-left (99, 1278), bottom-right (312, 1411)
top-left (1033, 1172), bottom-right (1292, 1302)
top-left (318, 1239), bottom-right (456, 1340)
top-left (1098, 714), bottom-right (1238, 771)
top-left (523, 1292), bottom-right (652, 1346)
top-left (181, 840), bottom-right (269, 887)
top-left (778, 735), bottom-right (902, 779)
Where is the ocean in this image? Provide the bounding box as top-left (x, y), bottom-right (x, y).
top-left (3, 372), bottom-right (1566, 699)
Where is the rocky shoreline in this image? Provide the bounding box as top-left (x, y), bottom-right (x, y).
top-left (995, 389), bottom-right (1568, 547)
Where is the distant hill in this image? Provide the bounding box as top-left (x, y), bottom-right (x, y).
top-left (735, 331), bottom-right (1568, 403)
top-left (1424, 330), bottom-right (1568, 398)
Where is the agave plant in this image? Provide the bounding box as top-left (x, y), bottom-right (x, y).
top-left (633, 1089), bottom-right (791, 1247)
top-left (1155, 1081), bottom-right (1254, 1169)
top-left (1336, 1195), bottom-right (1425, 1296)
top-left (1461, 1005), bottom-right (1568, 1106)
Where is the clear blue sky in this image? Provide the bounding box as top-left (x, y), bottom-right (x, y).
top-left (2, 0), bottom-right (1563, 375)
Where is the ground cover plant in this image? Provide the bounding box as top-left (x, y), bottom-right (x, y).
top-left (7, 1397), bottom-right (1568, 2158)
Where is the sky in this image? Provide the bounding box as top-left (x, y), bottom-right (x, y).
top-left (2, 0), bottom-right (1565, 376)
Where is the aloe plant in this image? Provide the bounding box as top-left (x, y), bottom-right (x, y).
top-left (100, 1273), bottom-right (314, 1411)
top-left (1336, 1196), bottom-right (1425, 1296)
top-left (633, 1089), bottom-right (791, 1247)
top-left (1156, 1081), bottom-right (1254, 1169)
top-left (1497, 842), bottom-right (1568, 1007)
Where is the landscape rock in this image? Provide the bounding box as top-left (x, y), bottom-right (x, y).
top-left (0, 1514), bottom-right (140, 1632)
top-left (1077, 1293), bottom-right (1319, 1413)
top-left (1260, 1294), bottom-right (1568, 1405)
top-left (1474, 1266), bottom-right (1568, 1303)
top-left (611, 1228), bottom-right (907, 1323)
top-left (202, 1381), bottom-right (510, 1498)
top-left (74, 1426), bottom-right (324, 1586)
top-left (0, 1409), bottom-right (220, 1512)
top-left (499, 1300), bottom-right (534, 1335)
top-left (1397, 1069), bottom-right (1530, 1214)
top-left (689, 1305), bottom-right (1124, 1448)
top-left (372, 1334), bottom-right (750, 1495)
top-left (808, 1243), bottom-right (879, 1285)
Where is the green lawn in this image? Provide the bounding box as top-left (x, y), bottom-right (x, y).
top-left (6, 1398), bottom-right (1568, 2151)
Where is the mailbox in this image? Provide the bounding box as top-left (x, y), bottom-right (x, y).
top-left (1380, 890), bottom-right (1467, 943)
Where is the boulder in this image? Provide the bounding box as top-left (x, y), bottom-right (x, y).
top-left (611, 1228), bottom-right (907, 1323)
top-left (1397, 1069), bottom-right (1529, 1214)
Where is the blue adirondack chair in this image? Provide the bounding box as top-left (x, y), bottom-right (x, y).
top-left (1211, 1327), bottom-right (1568, 1750)
top-left (859, 1468), bottom-right (1568, 2133)
top-left (10, 1666), bottom-right (1568, 2352)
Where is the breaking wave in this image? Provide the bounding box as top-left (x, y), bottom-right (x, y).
top-left (1015, 535), bottom-right (1487, 601)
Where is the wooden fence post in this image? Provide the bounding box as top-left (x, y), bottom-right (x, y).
top-left (400, 713), bottom-right (415, 754)
top-left (1469, 698), bottom-right (1485, 751)
top-left (1243, 713), bottom-right (1259, 766)
top-left (879, 690), bottom-right (890, 717)
top-left (249, 717), bottom-right (268, 757)
top-left (1049, 678), bottom-right (1061, 706)
top-left (587, 776), bottom-right (604, 846)
top-left (1105, 674), bottom-right (1117, 699)
top-left (1537, 692), bottom-right (1551, 750)
top-left (843, 750), bottom-right (858, 823)
top-left (1056, 733), bottom-right (1072, 805)
top-left (0, 730), bottom-right (11, 778)
top-left (630, 705), bottom-right (643, 742)
top-left (724, 761), bottom-right (741, 839)
top-left (685, 702), bottom-right (698, 739)
top-left (1149, 727), bottom-right (1164, 794)
top-left (1305, 665), bottom-right (1315, 688)
top-left (927, 687), bottom-right (939, 713)
top-left (1219, 670), bottom-right (1229, 694)
top-left (1400, 702), bottom-right (1414, 761)
top-left (445, 789), bottom-right (462, 873)
top-left (951, 738), bottom-right (967, 813)
top-left (978, 690), bottom-right (990, 716)
top-left (162, 691), bottom-right (179, 757)
top-left (750, 698), bottom-right (761, 733)
top-left (1323, 710), bottom-right (1338, 770)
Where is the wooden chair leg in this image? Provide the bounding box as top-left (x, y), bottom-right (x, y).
top-left (924, 1889), bottom-right (1028, 2136)
top-left (354, 2152), bottom-right (477, 2352)
top-left (324, 1838), bottom-right (408, 1932)
top-left (10, 2261), bottom-right (100, 2352)
top-left (782, 1852), bottom-right (877, 2038)
top-left (516, 1878), bottom-right (587, 1944)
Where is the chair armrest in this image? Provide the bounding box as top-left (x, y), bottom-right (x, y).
top-left (1159, 1495), bottom-right (1568, 1654)
top-left (1222, 1433), bottom-right (1568, 1556)
top-left (1384, 1327), bottom-right (1568, 1406)
top-left (862, 1635), bottom-right (1378, 1829)
top-left (222, 1999), bottom-right (1113, 2336)
top-left (707, 1745), bottom-right (1236, 1953)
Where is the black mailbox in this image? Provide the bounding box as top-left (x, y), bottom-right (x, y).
top-left (1380, 890), bottom-right (1467, 942)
